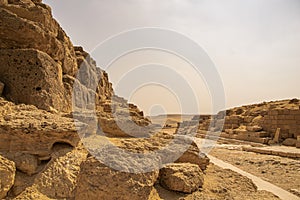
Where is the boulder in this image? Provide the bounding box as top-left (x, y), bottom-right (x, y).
top-left (75, 157), bottom-right (160, 200)
top-left (159, 163), bottom-right (204, 193)
top-left (282, 138), bottom-right (297, 147)
top-left (0, 155), bottom-right (16, 199)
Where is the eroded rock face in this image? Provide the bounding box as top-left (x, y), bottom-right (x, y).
top-left (0, 155), bottom-right (16, 199)
top-left (75, 157), bottom-right (160, 200)
top-left (159, 163), bottom-right (204, 193)
top-left (0, 1), bottom-right (78, 76)
top-left (0, 97), bottom-right (83, 157)
top-left (0, 49), bottom-right (70, 112)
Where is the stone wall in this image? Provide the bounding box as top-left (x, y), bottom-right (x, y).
top-left (262, 109), bottom-right (300, 140)
top-left (193, 99), bottom-right (300, 147)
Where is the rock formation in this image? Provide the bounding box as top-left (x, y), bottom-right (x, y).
top-left (0, 1), bottom-right (209, 199)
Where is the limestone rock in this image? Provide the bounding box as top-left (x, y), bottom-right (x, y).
top-left (0, 49), bottom-right (70, 112)
top-left (0, 97), bottom-right (84, 157)
top-left (174, 138), bottom-right (210, 171)
top-left (32, 147), bottom-right (88, 199)
top-left (0, 1), bottom-right (78, 76)
top-left (3, 153), bottom-right (38, 176)
top-left (106, 132), bottom-right (210, 171)
top-left (75, 157), bottom-right (160, 200)
top-left (282, 138), bottom-right (297, 147)
top-left (0, 155), bottom-right (16, 199)
top-left (13, 187), bottom-right (54, 200)
top-left (159, 163), bottom-right (204, 193)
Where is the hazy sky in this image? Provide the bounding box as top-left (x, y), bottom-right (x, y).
top-left (44, 0), bottom-right (300, 115)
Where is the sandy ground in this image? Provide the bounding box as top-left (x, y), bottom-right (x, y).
top-left (156, 164), bottom-right (280, 200)
top-left (210, 147), bottom-right (300, 198)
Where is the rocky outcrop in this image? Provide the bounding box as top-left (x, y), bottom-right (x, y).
top-left (0, 0), bottom-right (151, 139)
top-left (0, 1), bottom-right (212, 199)
top-left (159, 163), bottom-right (204, 193)
top-left (0, 49), bottom-right (70, 112)
top-left (0, 155), bottom-right (16, 199)
top-left (22, 147), bottom-right (88, 199)
top-left (75, 157), bottom-right (160, 200)
top-left (0, 0), bottom-right (77, 76)
top-left (0, 97), bottom-right (83, 156)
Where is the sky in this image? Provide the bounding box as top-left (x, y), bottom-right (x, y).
top-left (44, 0), bottom-right (300, 116)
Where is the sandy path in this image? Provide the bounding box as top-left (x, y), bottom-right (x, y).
top-left (208, 155), bottom-right (300, 200)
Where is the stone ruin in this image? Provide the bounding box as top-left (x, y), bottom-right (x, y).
top-left (178, 99), bottom-right (300, 148)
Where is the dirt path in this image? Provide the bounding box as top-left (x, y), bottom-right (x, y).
top-left (208, 155), bottom-right (300, 200)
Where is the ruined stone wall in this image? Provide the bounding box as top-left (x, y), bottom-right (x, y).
top-left (194, 100), bottom-right (300, 146)
top-left (263, 109), bottom-right (300, 141)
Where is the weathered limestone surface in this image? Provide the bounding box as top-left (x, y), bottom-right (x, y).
top-left (0, 0), bottom-right (77, 76)
top-left (75, 157), bottom-right (160, 200)
top-left (0, 49), bottom-right (70, 112)
top-left (17, 147), bottom-right (87, 199)
top-left (0, 97), bottom-right (85, 158)
top-left (0, 1), bottom-right (211, 199)
top-left (0, 155), bottom-right (16, 199)
top-left (159, 163), bottom-right (204, 193)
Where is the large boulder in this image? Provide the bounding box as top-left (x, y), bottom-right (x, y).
top-left (0, 49), bottom-right (70, 112)
top-left (0, 155), bottom-right (16, 199)
top-left (75, 157), bottom-right (160, 200)
top-left (159, 163), bottom-right (204, 193)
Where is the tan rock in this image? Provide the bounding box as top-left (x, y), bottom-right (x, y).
top-left (0, 49), bottom-right (70, 112)
top-left (0, 155), bottom-right (16, 199)
top-left (0, 97), bottom-right (83, 157)
top-left (159, 163), bottom-right (204, 193)
top-left (32, 147), bottom-right (88, 199)
top-left (175, 144), bottom-right (210, 171)
top-left (14, 187), bottom-right (54, 200)
top-left (4, 153), bottom-right (38, 176)
top-left (282, 138), bottom-right (297, 147)
top-left (0, 2), bottom-right (78, 76)
top-left (75, 157), bottom-right (160, 200)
